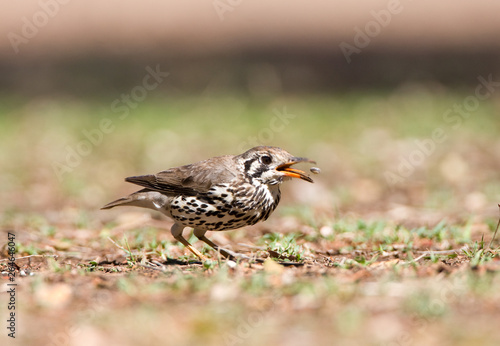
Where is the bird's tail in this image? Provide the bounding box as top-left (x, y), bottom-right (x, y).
top-left (101, 197), bottom-right (133, 210)
top-left (101, 189), bottom-right (169, 211)
top-left (101, 188), bottom-right (150, 210)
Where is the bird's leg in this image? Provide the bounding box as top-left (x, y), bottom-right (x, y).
top-left (171, 223), bottom-right (207, 261)
top-left (194, 229), bottom-right (250, 260)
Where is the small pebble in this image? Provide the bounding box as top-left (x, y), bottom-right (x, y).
top-left (310, 167), bottom-right (321, 174)
top-left (226, 260), bottom-right (237, 268)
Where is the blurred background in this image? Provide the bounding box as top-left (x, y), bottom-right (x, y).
top-left (2, 3), bottom-right (500, 346)
top-left (1, 0), bottom-right (500, 222)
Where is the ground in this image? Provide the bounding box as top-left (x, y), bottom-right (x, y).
top-left (1, 90), bottom-right (500, 345)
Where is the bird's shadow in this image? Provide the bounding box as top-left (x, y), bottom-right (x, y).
top-left (156, 257), bottom-right (304, 267)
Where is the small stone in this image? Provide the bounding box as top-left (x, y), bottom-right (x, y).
top-left (319, 226), bottom-right (333, 237)
top-left (226, 260), bottom-right (237, 268)
top-left (310, 167), bottom-right (321, 174)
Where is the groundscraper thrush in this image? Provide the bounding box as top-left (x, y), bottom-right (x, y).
top-left (102, 146), bottom-right (316, 260)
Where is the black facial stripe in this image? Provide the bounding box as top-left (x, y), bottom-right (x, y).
top-left (251, 163), bottom-right (268, 178)
top-left (244, 158), bottom-right (257, 172)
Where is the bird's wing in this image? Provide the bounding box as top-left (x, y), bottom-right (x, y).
top-left (124, 156), bottom-right (238, 196)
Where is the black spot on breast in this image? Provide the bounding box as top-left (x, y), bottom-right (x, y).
top-left (262, 208), bottom-right (272, 221)
top-left (256, 189), bottom-right (264, 199)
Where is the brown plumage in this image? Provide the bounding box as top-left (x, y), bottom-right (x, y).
top-left (102, 146), bottom-right (315, 261)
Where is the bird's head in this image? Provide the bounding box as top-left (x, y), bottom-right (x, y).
top-left (237, 146), bottom-right (315, 185)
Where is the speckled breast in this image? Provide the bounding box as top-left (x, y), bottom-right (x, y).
top-left (169, 183), bottom-right (280, 231)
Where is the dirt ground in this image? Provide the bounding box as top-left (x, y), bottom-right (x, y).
top-left (2, 207), bottom-right (500, 346)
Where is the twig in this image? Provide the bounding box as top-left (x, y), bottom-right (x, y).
top-left (488, 204), bottom-right (500, 249)
top-left (402, 253), bottom-right (426, 264)
top-left (416, 245), bottom-right (469, 255)
top-left (237, 243), bottom-right (266, 250)
top-left (139, 261), bottom-right (168, 272)
top-left (0, 254), bottom-right (58, 262)
top-left (107, 237), bottom-right (129, 253)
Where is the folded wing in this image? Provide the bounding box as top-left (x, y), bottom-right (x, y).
top-left (125, 156), bottom-right (238, 197)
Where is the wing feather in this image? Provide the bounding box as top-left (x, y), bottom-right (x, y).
top-left (124, 156), bottom-right (238, 196)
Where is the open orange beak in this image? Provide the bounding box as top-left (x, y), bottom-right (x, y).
top-left (276, 157), bottom-right (316, 183)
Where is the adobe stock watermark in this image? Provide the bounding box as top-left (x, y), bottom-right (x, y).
top-left (7, 0), bottom-right (71, 54)
top-left (384, 74), bottom-right (500, 186)
top-left (6, 232), bottom-right (17, 339)
top-left (213, 0), bottom-right (243, 21)
top-left (222, 293), bottom-right (278, 345)
top-left (237, 106), bottom-right (296, 153)
top-left (51, 65), bottom-right (169, 181)
top-left (339, 0), bottom-right (410, 64)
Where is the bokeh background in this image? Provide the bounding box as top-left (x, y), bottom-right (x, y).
top-left (1, 0), bottom-right (500, 222)
top-left (1, 1), bottom-right (500, 345)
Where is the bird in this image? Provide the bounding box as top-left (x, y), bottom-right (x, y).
top-left (101, 146), bottom-right (315, 261)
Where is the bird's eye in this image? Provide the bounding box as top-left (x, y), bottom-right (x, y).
top-left (260, 155), bottom-right (272, 165)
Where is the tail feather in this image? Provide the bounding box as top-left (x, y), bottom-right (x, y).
top-left (101, 197), bottom-right (133, 210)
top-left (101, 188), bottom-right (169, 211)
